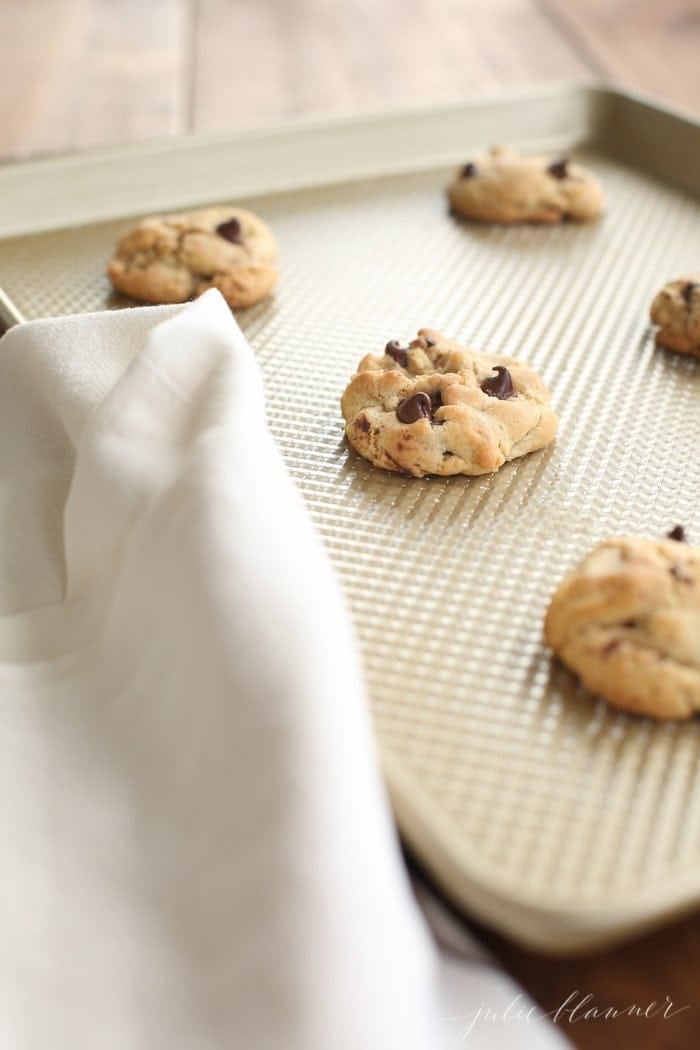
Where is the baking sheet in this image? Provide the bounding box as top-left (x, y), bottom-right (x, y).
top-left (0, 84), bottom-right (699, 952)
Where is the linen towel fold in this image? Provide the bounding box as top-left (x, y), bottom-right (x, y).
top-left (0, 290), bottom-right (567, 1049)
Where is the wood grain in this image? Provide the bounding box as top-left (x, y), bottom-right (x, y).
top-left (0, 0), bottom-right (189, 158)
top-left (541, 0), bottom-right (700, 115)
top-left (3, 0), bottom-right (698, 159)
top-left (191, 0), bottom-right (591, 129)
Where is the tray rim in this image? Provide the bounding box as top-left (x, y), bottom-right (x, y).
top-left (387, 753), bottom-right (700, 954)
top-left (2, 80), bottom-right (700, 953)
top-left (0, 80), bottom-right (698, 241)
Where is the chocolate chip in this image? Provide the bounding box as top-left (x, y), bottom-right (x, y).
top-left (396, 392), bottom-right (433, 424)
top-left (216, 217), bottom-right (243, 244)
top-left (355, 415), bottom-right (370, 434)
top-left (385, 340), bottom-right (409, 367)
top-left (430, 390), bottom-right (445, 423)
top-left (622, 620), bottom-right (638, 629)
top-left (682, 283), bottom-right (697, 305)
top-left (480, 366), bottom-right (515, 400)
top-left (667, 525), bottom-right (687, 542)
top-left (461, 162), bottom-right (477, 178)
top-left (547, 158), bottom-right (569, 180)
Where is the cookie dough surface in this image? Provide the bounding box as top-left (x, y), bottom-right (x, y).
top-left (545, 534), bottom-right (700, 720)
top-left (340, 329), bottom-right (558, 477)
top-left (649, 274), bottom-right (700, 357)
top-left (447, 146), bottom-right (603, 224)
top-left (108, 206), bottom-right (278, 309)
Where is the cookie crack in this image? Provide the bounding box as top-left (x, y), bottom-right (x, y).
top-left (593, 626), bottom-right (700, 674)
top-left (504, 413), bottom-right (543, 457)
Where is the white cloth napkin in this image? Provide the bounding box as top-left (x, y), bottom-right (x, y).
top-left (0, 289), bottom-right (567, 1049)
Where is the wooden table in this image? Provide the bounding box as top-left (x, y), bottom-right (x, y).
top-left (2, 0), bottom-right (699, 158)
top-left (3, 3), bottom-right (700, 1048)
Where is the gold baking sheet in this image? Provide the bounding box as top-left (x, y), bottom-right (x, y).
top-left (0, 86), bottom-right (699, 952)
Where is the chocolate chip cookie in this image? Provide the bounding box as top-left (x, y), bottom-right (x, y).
top-left (544, 530), bottom-right (700, 720)
top-left (447, 146), bottom-right (603, 224)
top-left (340, 329), bottom-right (558, 477)
top-left (108, 206), bottom-right (278, 309)
top-left (649, 275), bottom-right (700, 357)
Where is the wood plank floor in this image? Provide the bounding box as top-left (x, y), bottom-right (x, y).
top-left (1, 0), bottom-right (699, 158)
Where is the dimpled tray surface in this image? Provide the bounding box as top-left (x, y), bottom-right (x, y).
top-left (0, 85), bottom-right (698, 951)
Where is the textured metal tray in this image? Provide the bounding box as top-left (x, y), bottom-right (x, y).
top-left (1, 84), bottom-right (699, 952)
